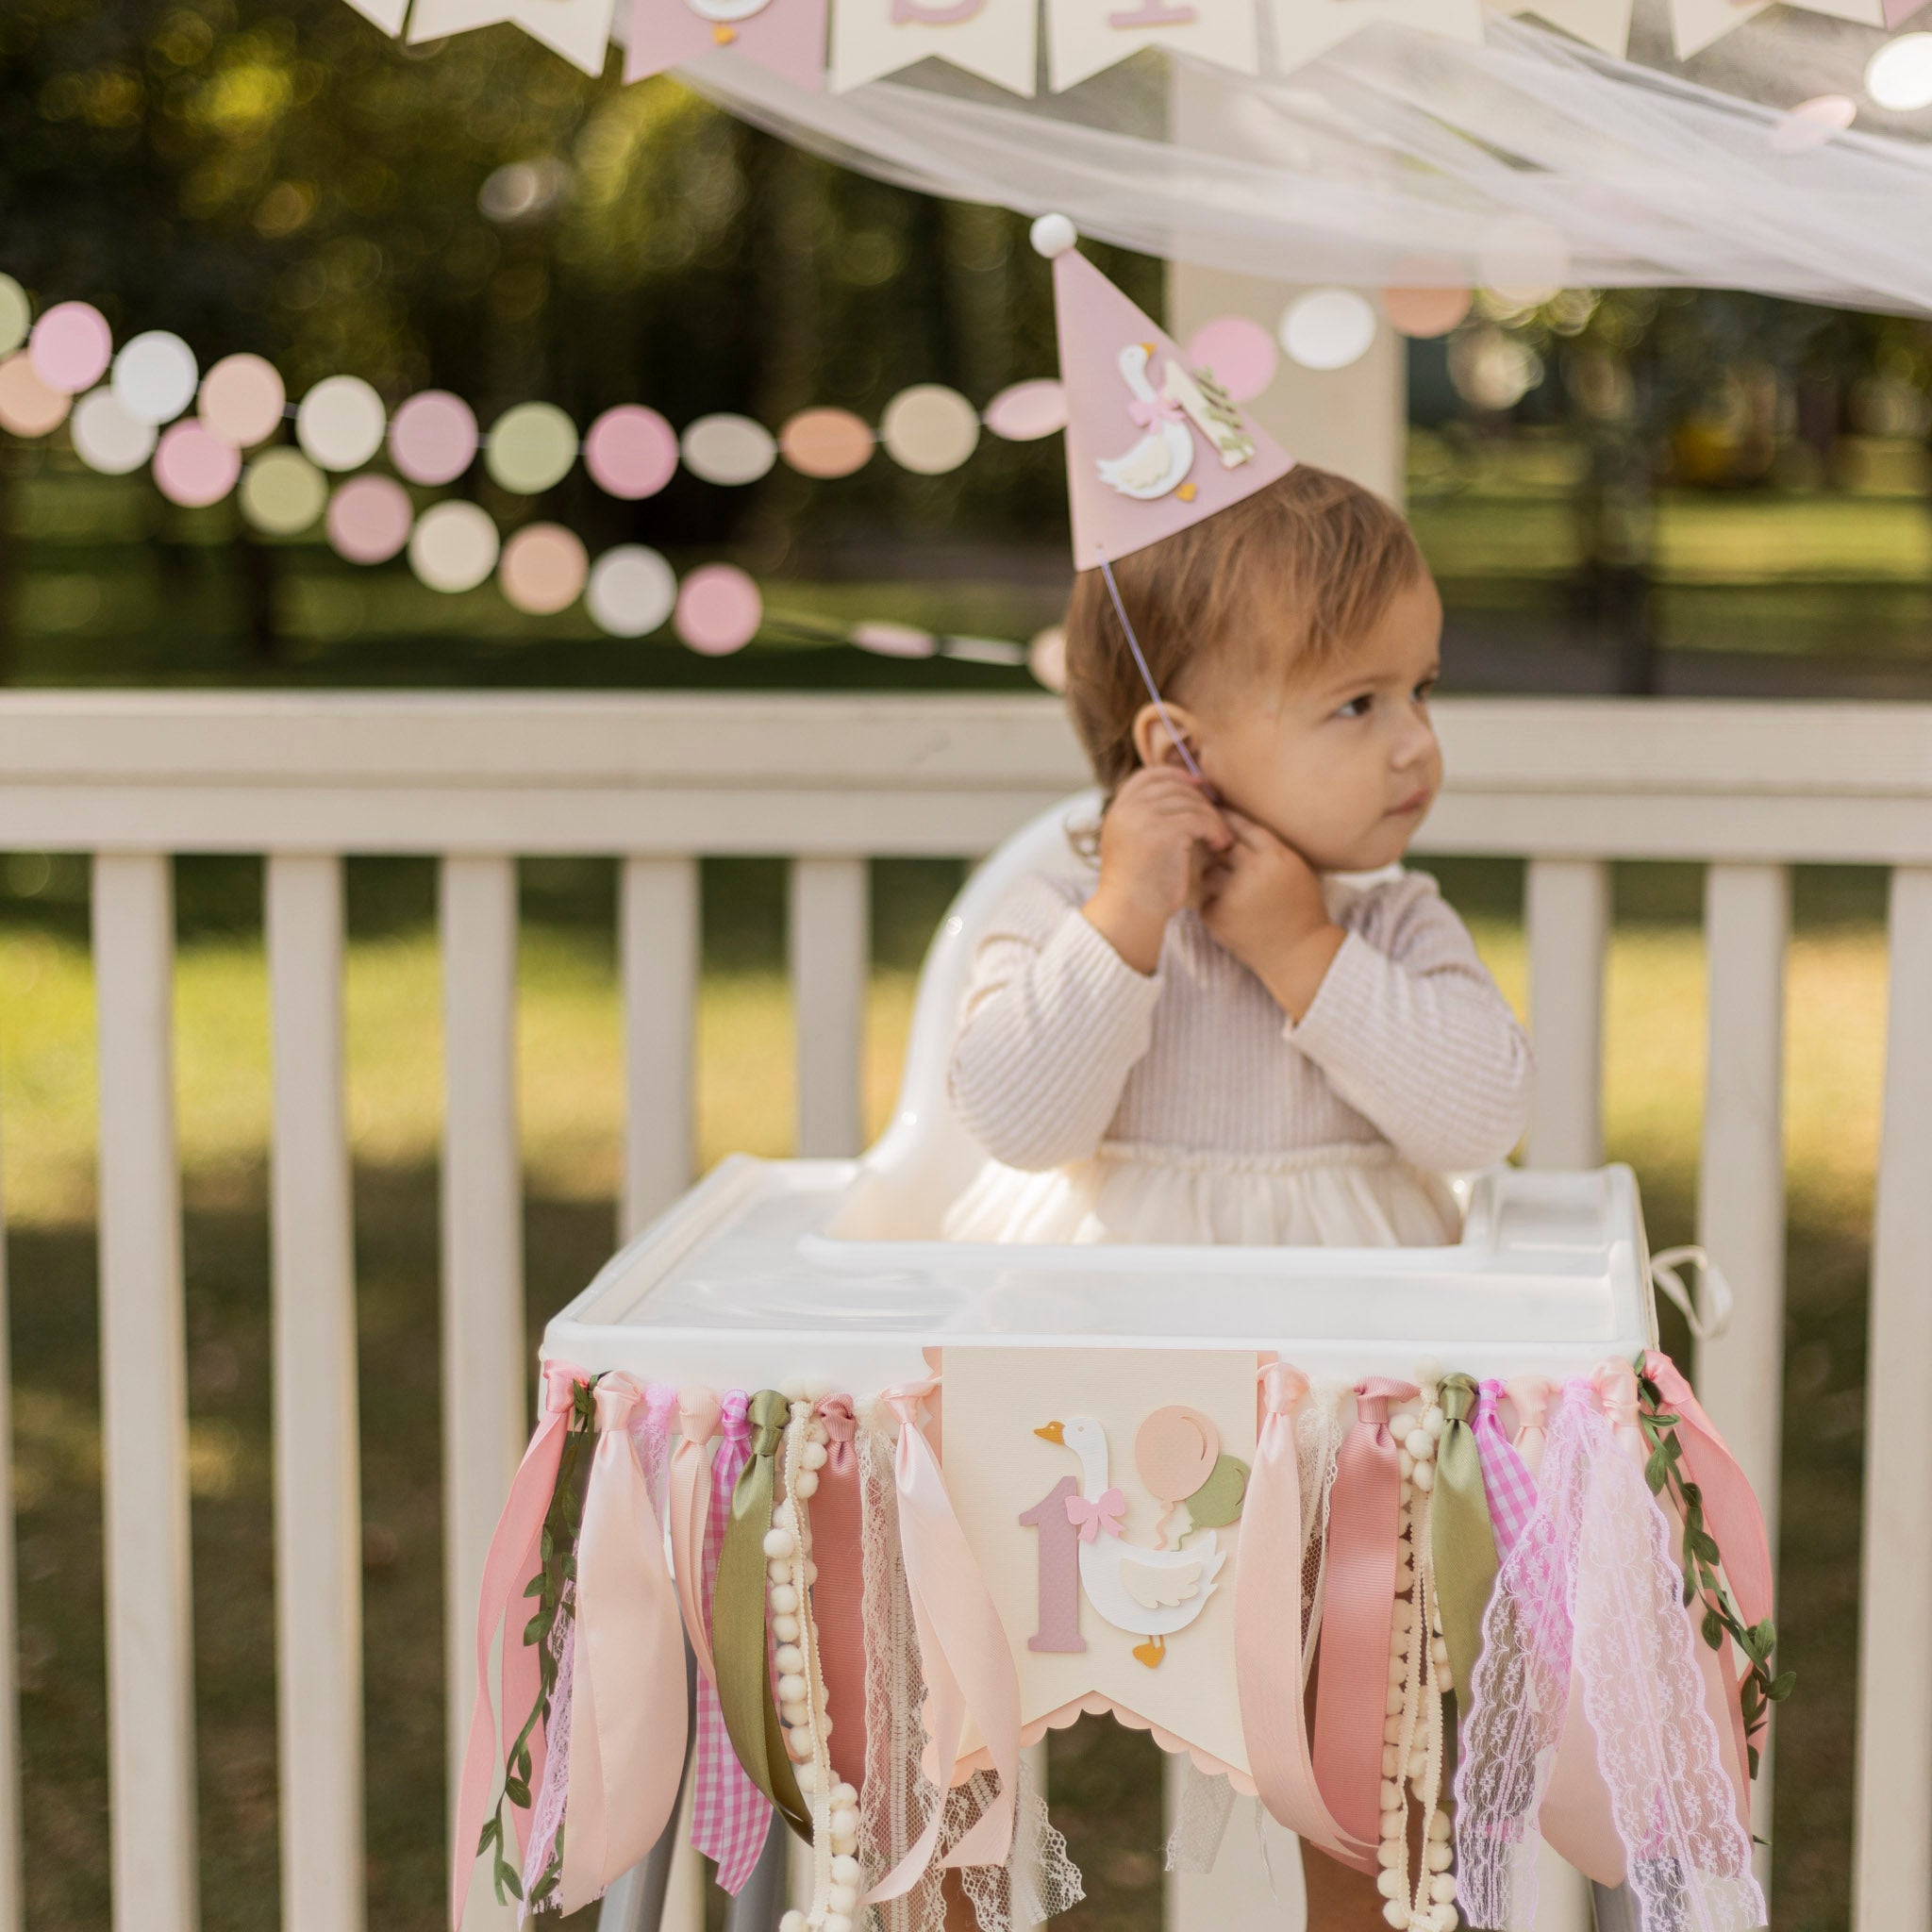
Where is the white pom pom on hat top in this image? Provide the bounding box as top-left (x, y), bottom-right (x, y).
top-left (1030, 212), bottom-right (1079, 258)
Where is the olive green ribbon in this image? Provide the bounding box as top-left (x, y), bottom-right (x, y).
top-left (1431, 1373), bottom-right (1500, 1711)
top-left (712, 1389), bottom-right (810, 1840)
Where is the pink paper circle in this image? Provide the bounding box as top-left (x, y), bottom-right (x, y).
top-left (499, 523), bottom-right (589, 616)
top-left (585, 405), bottom-right (678, 500)
top-left (1771, 94), bottom-right (1857, 154)
top-left (390, 391), bottom-right (479, 487)
top-left (983, 379), bottom-right (1069, 442)
top-left (198, 354), bottom-right (286, 448)
top-left (1182, 317), bottom-right (1277, 404)
top-left (153, 420), bottom-right (241, 508)
top-left (29, 303), bottom-right (112, 395)
top-left (851, 620), bottom-right (936, 658)
top-left (674, 564), bottom-right (761, 656)
top-left (0, 353), bottom-right (72, 438)
top-left (326, 475), bottom-right (413, 564)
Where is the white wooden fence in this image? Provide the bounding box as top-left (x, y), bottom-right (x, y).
top-left (0, 690), bottom-right (1923, 1932)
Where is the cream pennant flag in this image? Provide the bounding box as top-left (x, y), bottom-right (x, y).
top-left (342, 0), bottom-right (410, 29)
top-left (1785, 0), bottom-right (1932, 25)
top-left (1269, 0), bottom-right (1484, 76)
top-left (1046, 0), bottom-right (1257, 92)
top-left (829, 0), bottom-right (1037, 95)
top-left (1491, 0), bottom-right (1632, 58)
top-left (1667, 0), bottom-right (1770, 58)
top-left (407, 0), bottom-right (618, 73)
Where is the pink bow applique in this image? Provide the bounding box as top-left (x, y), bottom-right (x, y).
top-left (1127, 387), bottom-right (1184, 430)
top-left (1065, 1487), bottom-right (1124, 1543)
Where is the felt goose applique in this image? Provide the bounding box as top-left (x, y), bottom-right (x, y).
top-left (1095, 344), bottom-right (1196, 504)
top-left (1034, 1415), bottom-right (1226, 1666)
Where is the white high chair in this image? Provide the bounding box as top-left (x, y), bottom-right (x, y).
top-left (545, 791), bottom-right (1657, 1393)
top-left (572, 791), bottom-right (1652, 1932)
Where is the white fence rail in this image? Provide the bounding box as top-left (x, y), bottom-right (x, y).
top-left (0, 691), bottom-right (1924, 1932)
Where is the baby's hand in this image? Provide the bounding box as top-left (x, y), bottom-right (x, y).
top-left (1201, 808), bottom-right (1344, 1020)
top-left (1083, 767), bottom-right (1232, 974)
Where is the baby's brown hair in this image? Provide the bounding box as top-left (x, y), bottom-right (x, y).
top-left (1063, 463), bottom-right (1428, 799)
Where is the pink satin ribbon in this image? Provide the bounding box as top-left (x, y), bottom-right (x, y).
top-left (557, 1374), bottom-right (691, 1916)
top-left (450, 1360), bottom-right (584, 1932)
top-left (1066, 1487), bottom-right (1125, 1543)
top-left (1238, 1362), bottom-right (1374, 1870)
top-left (1643, 1349), bottom-right (1774, 1825)
top-left (1313, 1374), bottom-right (1418, 1853)
top-left (862, 1378), bottom-right (1023, 1904)
top-left (1507, 1375), bottom-right (1557, 1478)
top-left (669, 1385), bottom-right (724, 1684)
top-left (691, 1392), bottom-right (772, 1893)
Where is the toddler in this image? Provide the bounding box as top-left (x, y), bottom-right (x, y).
top-left (941, 461), bottom-right (1533, 1924)
top-left (945, 464), bottom-right (1531, 1251)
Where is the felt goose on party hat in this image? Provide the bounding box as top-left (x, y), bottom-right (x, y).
top-left (1034, 1415), bottom-right (1226, 1668)
top-left (1097, 343), bottom-right (1196, 501)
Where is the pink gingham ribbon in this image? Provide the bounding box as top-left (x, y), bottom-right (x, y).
top-left (689, 1391), bottom-right (772, 1893)
top-left (1473, 1376), bottom-right (1540, 1556)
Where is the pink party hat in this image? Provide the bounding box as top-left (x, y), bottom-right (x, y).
top-left (1035, 214), bottom-right (1295, 574)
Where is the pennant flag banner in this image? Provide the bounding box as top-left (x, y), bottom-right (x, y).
top-left (829, 0), bottom-right (1039, 96)
top-left (1045, 0), bottom-right (1257, 92)
top-left (408, 0), bottom-right (619, 74)
top-left (626, 0), bottom-right (830, 90)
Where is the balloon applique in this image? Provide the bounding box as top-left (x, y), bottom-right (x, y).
top-left (1135, 1404), bottom-right (1248, 1545)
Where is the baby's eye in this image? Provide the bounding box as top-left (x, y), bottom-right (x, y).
top-left (1413, 676), bottom-right (1438, 702)
top-left (1335, 692), bottom-right (1374, 720)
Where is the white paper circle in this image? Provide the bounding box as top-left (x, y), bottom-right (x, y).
top-left (241, 448), bottom-right (327, 536)
top-left (1279, 290), bottom-right (1378, 371)
top-left (485, 402), bottom-right (577, 494)
top-left (587, 544), bottom-right (677, 638)
top-left (111, 331), bottom-right (198, 426)
top-left (296, 375), bottom-right (388, 472)
top-left (880, 385), bottom-right (979, 475)
top-left (71, 388), bottom-right (158, 475)
top-left (408, 500), bottom-right (500, 593)
top-left (680, 413), bottom-right (776, 487)
top-left (0, 278), bottom-right (30, 358)
top-left (1866, 33), bottom-right (1932, 109)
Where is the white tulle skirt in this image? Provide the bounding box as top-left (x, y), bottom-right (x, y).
top-left (941, 1139), bottom-right (1462, 1247)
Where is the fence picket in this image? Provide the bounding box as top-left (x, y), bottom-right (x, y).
top-left (267, 855), bottom-right (365, 1932)
top-left (441, 856), bottom-right (525, 1932)
top-left (1854, 865), bottom-right (1932, 1932)
top-left (621, 856), bottom-right (700, 1241)
top-left (790, 858), bottom-right (869, 1158)
top-left (1525, 858), bottom-right (1610, 1170)
top-left (92, 853), bottom-right (197, 1932)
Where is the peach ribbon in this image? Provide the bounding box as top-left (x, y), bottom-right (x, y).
top-left (1313, 1374), bottom-right (1419, 1852)
top-left (862, 1377), bottom-right (1023, 1905)
top-left (1237, 1362), bottom-right (1375, 1871)
top-left (557, 1373), bottom-right (691, 1916)
top-left (449, 1359), bottom-right (584, 1932)
top-left (670, 1385), bottom-right (724, 1684)
top-left (1507, 1375), bottom-right (1557, 1478)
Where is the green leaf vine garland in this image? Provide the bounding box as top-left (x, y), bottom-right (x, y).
top-left (1634, 1354), bottom-right (1794, 1781)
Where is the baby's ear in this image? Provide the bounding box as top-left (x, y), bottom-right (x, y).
top-left (1131, 700), bottom-right (1201, 771)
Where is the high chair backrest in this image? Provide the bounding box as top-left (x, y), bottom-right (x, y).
top-left (839, 791), bottom-right (1101, 1238)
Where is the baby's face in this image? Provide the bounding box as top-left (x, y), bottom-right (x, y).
top-left (1193, 574), bottom-right (1445, 873)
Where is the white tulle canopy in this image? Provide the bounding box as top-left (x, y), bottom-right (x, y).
top-left (676, 8), bottom-right (1932, 314)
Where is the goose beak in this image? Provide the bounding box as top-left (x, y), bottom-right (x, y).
top-left (1035, 1420), bottom-right (1066, 1444)
top-left (1138, 341), bottom-right (1156, 356)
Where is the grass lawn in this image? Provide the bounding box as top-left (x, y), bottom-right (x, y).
top-left (0, 855), bottom-right (1882, 1931)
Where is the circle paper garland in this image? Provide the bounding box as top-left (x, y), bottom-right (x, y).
top-left (408, 499), bottom-right (500, 592)
top-left (778, 407), bottom-right (874, 477)
top-left (682, 413), bottom-right (778, 487)
top-left (587, 544), bottom-right (677, 637)
top-left (112, 331), bottom-right (198, 426)
top-left (486, 401), bottom-right (576, 494)
top-left (71, 389), bottom-right (158, 475)
top-left (30, 303), bottom-right (112, 395)
top-left (200, 354), bottom-right (287, 449)
top-left (0, 355), bottom-right (70, 438)
top-left (1183, 318), bottom-right (1276, 403)
top-left (1280, 289), bottom-right (1378, 371)
top-left (241, 448), bottom-right (327, 536)
top-left (154, 421), bottom-right (241, 508)
top-left (298, 375), bottom-right (387, 473)
top-left (391, 391), bottom-right (479, 487)
top-left (1866, 32), bottom-right (1932, 108)
top-left (584, 405), bottom-right (678, 499)
top-left (880, 384), bottom-right (979, 474)
top-left (327, 475), bottom-right (414, 564)
top-left (675, 563), bottom-right (761, 654)
top-left (500, 523), bottom-right (589, 615)
top-left (0, 279), bottom-right (28, 359)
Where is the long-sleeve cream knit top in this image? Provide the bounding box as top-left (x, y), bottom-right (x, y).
top-left (946, 864), bottom-right (1534, 1179)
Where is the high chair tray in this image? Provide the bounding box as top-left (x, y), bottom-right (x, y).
top-left (541, 1156), bottom-right (1657, 1390)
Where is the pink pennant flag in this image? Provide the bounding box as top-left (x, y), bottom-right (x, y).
top-left (625, 0), bottom-right (827, 90)
top-left (1039, 221), bottom-right (1295, 573)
